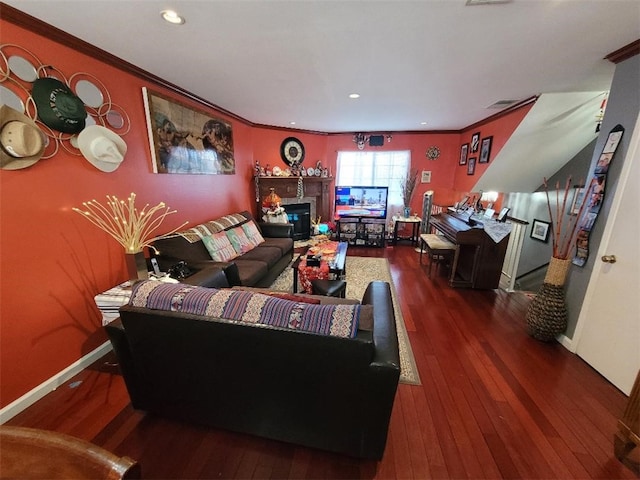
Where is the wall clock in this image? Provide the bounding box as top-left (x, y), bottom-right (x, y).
top-left (426, 146), bottom-right (440, 161)
top-left (280, 137), bottom-right (305, 166)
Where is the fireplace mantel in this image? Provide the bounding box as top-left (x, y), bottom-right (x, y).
top-left (254, 175), bottom-right (334, 221)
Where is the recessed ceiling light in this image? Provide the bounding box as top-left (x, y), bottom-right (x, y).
top-left (289, 121), bottom-right (296, 125)
top-left (349, 93), bottom-right (360, 99)
top-left (161, 10), bottom-right (185, 25)
top-left (420, 121), bottom-right (428, 125)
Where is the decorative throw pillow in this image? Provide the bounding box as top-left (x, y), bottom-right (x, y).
top-left (202, 231), bottom-right (239, 262)
top-left (226, 226), bottom-right (253, 254)
top-left (241, 220), bottom-right (265, 247)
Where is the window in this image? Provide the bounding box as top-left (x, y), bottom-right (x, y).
top-left (336, 150), bottom-right (411, 212)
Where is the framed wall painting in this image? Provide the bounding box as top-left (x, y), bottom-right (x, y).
top-left (459, 143), bottom-right (469, 165)
top-left (421, 170), bottom-right (432, 183)
top-left (142, 87), bottom-right (235, 174)
top-left (467, 157), bottom-right (476, 175)
top-left (470, 132), bottom-right (481, 152)
top-left (479, 136), bottom-right (492, 163)
top-left (530, 219), bottom-right (551, 242)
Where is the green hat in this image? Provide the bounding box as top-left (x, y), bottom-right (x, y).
top-left (32, 78), bottom-right (86, 134)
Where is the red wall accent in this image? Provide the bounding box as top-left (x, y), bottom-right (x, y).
top-left (0, 22), bottom-right (256, 407)
top-left (453, 105), bottom-right (533, 198)
top-left (0, 18), bottom-right (530, 408)
top-left (324, 133), bottom-right (464, 214)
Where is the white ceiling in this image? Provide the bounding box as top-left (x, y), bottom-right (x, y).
top-left (4, 0), bottom-right (640, 133)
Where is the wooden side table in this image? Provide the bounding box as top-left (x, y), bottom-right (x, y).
top-left (392, 215), bottom-right (421, 246)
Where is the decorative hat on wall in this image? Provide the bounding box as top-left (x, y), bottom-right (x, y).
top-left (77, 125), bottom-right (127, 172)
top-left (32, 77), bottom-right (86, 134)
top-left (0, 105), bottom-right (46, 170)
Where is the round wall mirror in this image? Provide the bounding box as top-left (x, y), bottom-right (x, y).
top-left (0, 85), bottom-right (25, 112)
top-left (75, 79), bottom-right (104, 108)
top-left (7, 56), bottom-right (38, 82)
top-left (106, 110), bottom-right (124, 129)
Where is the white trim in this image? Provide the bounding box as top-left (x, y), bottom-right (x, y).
top-left (0, 341), bottom-right (112, 424)
top-left (557, 333), bottom-right (575, 352)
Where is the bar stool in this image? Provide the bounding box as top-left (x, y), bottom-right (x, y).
top-left (419, 233), bottom-right (456, 278)
top-left (311, 279), bottom-right (347, 298)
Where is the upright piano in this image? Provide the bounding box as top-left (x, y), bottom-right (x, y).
top-left (429, 210), bottom-right (509, 289)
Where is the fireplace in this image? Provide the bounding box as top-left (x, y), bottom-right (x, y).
top-left (283, 203), bottom-right (311, 240)
top-left (254, 176), bottom-right (333, 224)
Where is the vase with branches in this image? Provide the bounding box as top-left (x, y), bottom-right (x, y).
top-left (400, 168), bottom-right (419, 217)
top-left (73, 193), bottom-right (188, 280)
top-left (525, 175), bottom-right (595, 341)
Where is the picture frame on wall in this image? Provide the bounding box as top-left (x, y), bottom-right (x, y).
top-left (530, 219), bottom-right (551, 242)
top-left (570, 186), bottom-right (586, 215)
top-left (479, 136), bottom-right (492, 163)
top-left (467, 157), bottom-right (476, 175)
top-left (470, 132), bottom-right (481, 152)
top-left (459, 143), bottom-right (469, 165)
top-left (421, 170), bottom-right (432, 183)
top-left (142, 87), bottom-right (235, 175)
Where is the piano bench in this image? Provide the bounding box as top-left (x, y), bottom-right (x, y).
top-left (419, 234), bottom-right (456, 278)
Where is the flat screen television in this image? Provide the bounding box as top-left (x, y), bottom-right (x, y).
top-left (335, 186), bottom-right (388, 219)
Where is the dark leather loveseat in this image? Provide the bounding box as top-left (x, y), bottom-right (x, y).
top-left (151, 211), bottom-right (293, 288)
top-left (105, 281), bottom-right (400, 460)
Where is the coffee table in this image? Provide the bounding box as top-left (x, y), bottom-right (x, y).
top-left (291, 241), bottom-right (348, 293)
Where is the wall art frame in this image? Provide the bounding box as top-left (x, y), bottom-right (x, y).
top-left (573, 123), bottom-right (624, 266)
top-left (421, 170), bottom-right (432, 183)
top-left (142, 87), bottom-right (235, 174)
top-left (479, 136), bottom-right (492, 163)
top-left (459, 143), bottom-right (469, 165)
top-left (530, 219), bottom-right (551, 243)
top-left (470, 132), bottom-right (481, 152)
top-left (570, 185), bottom-right (586, 215)
top-left (467, 157), bottom-right (476, 175)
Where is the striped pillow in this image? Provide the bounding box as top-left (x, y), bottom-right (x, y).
top-left (202, 231), bottom-right (239, 262)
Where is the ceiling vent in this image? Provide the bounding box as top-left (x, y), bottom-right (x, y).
top-left (487, 100), bottom-right (518, 109)
top-left (466, 0), bottom-right (513, 5)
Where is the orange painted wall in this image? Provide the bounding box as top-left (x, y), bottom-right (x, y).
top-left (324, 132), bottom-right (463, 214)
top-left (0, 17), bottom-right (531, 408)
top-left (453, 104), bottom-right (534, 199)
top-left (0, 21), bottom-right (258, 407)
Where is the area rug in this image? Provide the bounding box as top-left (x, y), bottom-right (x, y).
top-left (270, 256), bottom-right (421, 385)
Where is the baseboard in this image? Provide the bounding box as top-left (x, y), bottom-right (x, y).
top-left (558, 333), bottom-right (576, 352)
top-left (0, 341), bottom-right (112, 424)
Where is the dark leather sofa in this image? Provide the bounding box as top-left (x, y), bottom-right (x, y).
top-left (105, 281), bottom-right (400, 460)
top-left (151, 211), bottom-right (294, 288)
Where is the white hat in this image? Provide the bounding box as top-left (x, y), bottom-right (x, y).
top-left (0, 105), bottom-right (46, 170)
top-left (78, 125), bottom-right (127, 172)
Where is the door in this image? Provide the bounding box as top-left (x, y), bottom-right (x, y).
top-left (574, 113), bottom-right (640, 395)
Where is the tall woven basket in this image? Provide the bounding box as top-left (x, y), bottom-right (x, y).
top-left (526, 257), bottom-right (570, 342)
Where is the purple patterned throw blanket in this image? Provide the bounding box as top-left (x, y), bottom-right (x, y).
top-left (128, 280), bottom-right (360, 338)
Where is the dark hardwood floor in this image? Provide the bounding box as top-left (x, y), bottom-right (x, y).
top-left (7, 245), bottom-right (639, 479)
